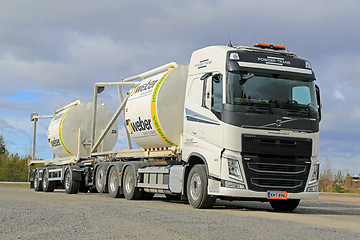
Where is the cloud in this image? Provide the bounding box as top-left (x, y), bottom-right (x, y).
top-left (0, 0), bottom-right (360, 173)
top-left (334, 90), bottom-right (345, 100)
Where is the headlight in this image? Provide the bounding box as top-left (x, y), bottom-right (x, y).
top-left (309, 162), bottom-right (320, 185)
top-left (227, 158), bottom-right (243, 182)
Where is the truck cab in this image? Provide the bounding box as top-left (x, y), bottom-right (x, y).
top-left (182, 44), bottom-right (320, 211)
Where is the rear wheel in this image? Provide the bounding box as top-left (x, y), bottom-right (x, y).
top-left (34, 170), bottom-right (43, 192)
top-left (270, 199), bottom-right (300, 212)
top-left (64, 170), bottom-right (80, 194)
top-left (187, 164), bottom-right (216, 209)
top-left (123, 166), bottom-right (143, 200)
top-left (95, 165), bottom-right (107, 193)
top-left (108, 166), bottom-right (123, 198)
top-left (42, 170), bottom-right (55, 192)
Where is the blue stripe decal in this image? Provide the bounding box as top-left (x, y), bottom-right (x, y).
top-left (185, 108), bottom-right (220, 125)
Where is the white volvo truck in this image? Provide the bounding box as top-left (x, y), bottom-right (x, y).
top-left (30, 43), bottom-right (321, 211)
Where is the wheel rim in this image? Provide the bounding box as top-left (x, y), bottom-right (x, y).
top-left (125, 170), bottom-right (133, 194)
top-left (65, 172), bottom-right (71, 190)
top-left (97, 168), bottom-right (104, 188)
top-left (190, 173), bottom-right (202, 201)
top-left (34, 172), bottom-right (39, 189)
top-left (109, 171), bottom-right (117, 192)
top-left (43, 172), bottom-right (47, 189)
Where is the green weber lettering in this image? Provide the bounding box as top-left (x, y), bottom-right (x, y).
top-left (129, 117), bottom-right (152, 132)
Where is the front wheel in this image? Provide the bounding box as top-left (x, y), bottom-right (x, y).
top-left (269, 199), bottom-right (300, 212)
top-left (187, 164), bottom-right (216, 209)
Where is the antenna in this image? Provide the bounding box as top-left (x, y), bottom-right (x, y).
top-left (227, 29), bottom-right (233, 47)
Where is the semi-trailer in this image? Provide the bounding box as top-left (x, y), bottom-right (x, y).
top-left (30, 43), bottom-right (321, 211)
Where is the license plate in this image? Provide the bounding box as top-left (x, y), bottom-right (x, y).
top-left (267, 191), bottom-right (287, 200)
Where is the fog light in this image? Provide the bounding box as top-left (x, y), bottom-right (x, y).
top-left (307, 186), bottom-right (318, 192)
top-left (223, 180), bottom-right (245, 189)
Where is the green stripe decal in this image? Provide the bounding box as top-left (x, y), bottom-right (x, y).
top-left (150, 69), bottom-right (176, 146)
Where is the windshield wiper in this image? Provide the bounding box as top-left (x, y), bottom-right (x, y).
top-left (277, 101), bottom-right (311, 117)
top-left (237, 102), bottom-right (273, 114)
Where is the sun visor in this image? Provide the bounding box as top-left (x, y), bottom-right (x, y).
top-left (226, 51), bottom-right (315, 79)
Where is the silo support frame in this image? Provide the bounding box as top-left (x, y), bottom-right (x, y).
top-left (90, 62), bottom-right (178, 156)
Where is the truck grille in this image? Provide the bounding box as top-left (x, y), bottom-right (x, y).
top-left (242, 134), bottom-right (312, 193)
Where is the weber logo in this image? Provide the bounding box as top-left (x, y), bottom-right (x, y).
top-left (126, 117), bottom-right (152, 133)
top-left (134, 79), bottom-right (158, 94)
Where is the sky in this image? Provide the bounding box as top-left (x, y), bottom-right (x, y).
top-left (0, 0), bottom-right (359, 174)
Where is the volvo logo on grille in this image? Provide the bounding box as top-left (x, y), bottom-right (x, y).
top-left (275, 119), bottom-right (283, 127)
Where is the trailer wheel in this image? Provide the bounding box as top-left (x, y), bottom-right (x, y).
top-left (34, 170), bottom-right (43, 192)
top-left (95, 165), bottom-right (108, 193)
top-left (108, 166), bottom-right (123, 198)
top-left (269, 199), bottom-right (300, 212)
top-left (123, 166), bottom-right (143, 200)
top-left (64, 170), bottom-right (80, 194)
top-left (42, 170), bottom-right (55, 192)
top-left (187, 164), bottom-right (216, 209)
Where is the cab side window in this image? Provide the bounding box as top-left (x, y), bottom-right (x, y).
top-left (201, 73), bottom-right (223, 119)
top-left (211, 74), bottom-right (223, 115)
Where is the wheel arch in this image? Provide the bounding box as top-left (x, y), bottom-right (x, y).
top-left (183, 153), bottom-right (209, 198)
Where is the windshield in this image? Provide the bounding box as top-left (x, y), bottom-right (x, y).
top-left (226, 72), bottom-right (318, 112)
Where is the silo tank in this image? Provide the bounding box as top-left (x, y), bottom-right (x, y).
top-left (47, 102), bottom-right (118, 158)
top-left (124, 65), bottom-right (188, 148)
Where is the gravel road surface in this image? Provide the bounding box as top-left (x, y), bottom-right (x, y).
top-left (0, 187), bottom-right (359, 240)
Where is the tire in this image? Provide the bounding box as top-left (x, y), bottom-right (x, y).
top-left (123, 166), bottom-right (143, 200)
top-left (42, 170), bottom-right (55, 192)
top-left (95, 165), bottom-right (108, 193)
top-left (108, 166), bottom-right (123, 198)
top-left (187, 164), bottom-right (216, 209)
top-left (64, 170), bottom-right (80, 194)
top-left (270, 199), bottom-right (300, 212)
top-left (34, 170), bottom-right (43, 192)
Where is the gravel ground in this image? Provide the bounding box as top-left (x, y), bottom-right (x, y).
top-left (0, 187), bottom-right (359, 240)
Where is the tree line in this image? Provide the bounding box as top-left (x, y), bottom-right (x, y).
top-left (0, 136), bottom-right (30, 182)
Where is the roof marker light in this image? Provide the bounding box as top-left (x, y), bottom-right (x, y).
top-left (254, 43), bottom-right (286, 51)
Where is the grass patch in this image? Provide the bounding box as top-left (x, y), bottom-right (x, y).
top-left (0, 183), bottom-right (30, 187)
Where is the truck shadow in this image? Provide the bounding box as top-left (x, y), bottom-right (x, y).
top-left (213, 199), bottom-right (360, 216)
top-left (158, 197), bottom-right (360, 216)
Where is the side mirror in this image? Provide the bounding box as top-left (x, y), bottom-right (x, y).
top-left (212, 73), bottom-right (222, 83)
top-left (315, 84), bottom-right (322, 122)
top-left (200, 72), bottom-right (212, 81)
